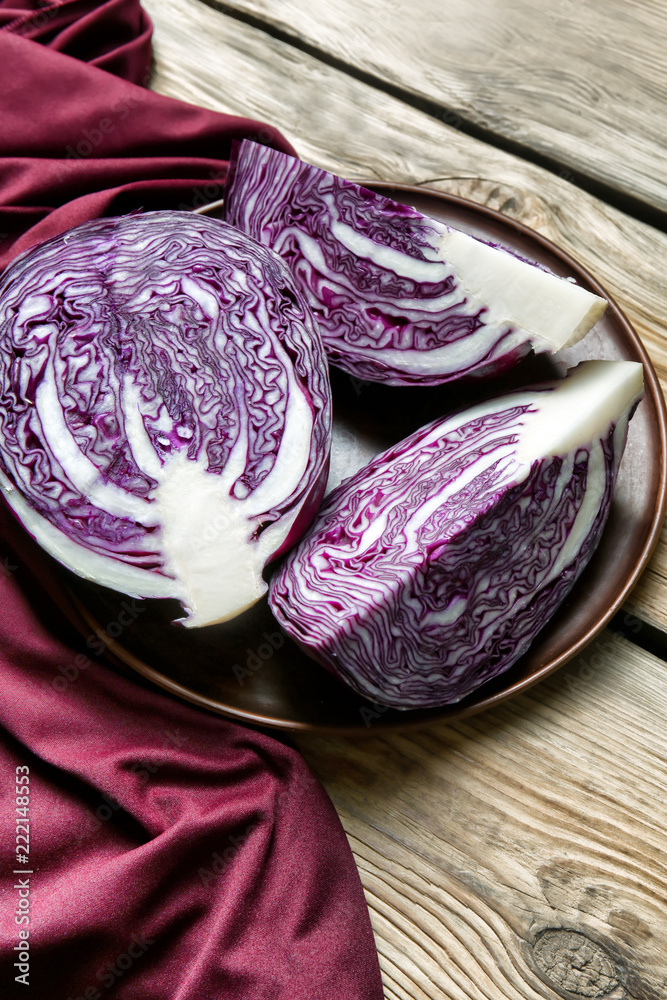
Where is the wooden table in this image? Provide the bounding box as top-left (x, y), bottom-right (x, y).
top-left (142, 2), bottom-right (667, 996)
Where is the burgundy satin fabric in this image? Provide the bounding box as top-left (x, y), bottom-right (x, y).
top-left (0, 554), bottom-right (383, 998)
top-left (0, 548), bottom-right (383, 999)
top-left (0, 0), bottom-right (153, 80)
top-left (0, 0), bottom-right (295, 271)
top-left (0, 3), bottom-right (383, 997)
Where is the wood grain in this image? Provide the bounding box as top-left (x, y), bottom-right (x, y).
top-left (143, 0), bottom-right (667, 627)
top-left (218, 0), bottom-right (667, 219)
top-left (294, 634), bottom-right (667, 999)
top-left (138, 6), bottom-right (667, 998)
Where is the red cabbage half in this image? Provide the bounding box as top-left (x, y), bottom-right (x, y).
top-left (225, 141), bottom-right (607, 385)
top-left (269, 360), bottom-right (643, 708)
top-left (0, 211), bottom-right (332, 627)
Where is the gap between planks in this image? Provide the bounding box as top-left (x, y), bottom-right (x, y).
top-left (293, 634), bottom-right (667, 999)
top-left (198, 0), bottom-right (667, 231)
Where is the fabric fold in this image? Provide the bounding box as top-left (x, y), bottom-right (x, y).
top-left (0, 562), bottom-right (382, 998)
top-left (0, 2), bottom-right (294, 270)
top-left (0, 2), bottom-right (383, 996)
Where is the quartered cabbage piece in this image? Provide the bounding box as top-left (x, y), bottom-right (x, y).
top-left (225, 140), bottom-right (607, 385)
top-left (269, 361), bottom-right (643, 708)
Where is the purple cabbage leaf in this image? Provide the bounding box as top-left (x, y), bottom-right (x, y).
top-left (269, 360), bottom-right (643, 708)
top-left (0, 211), bottom-right (332, 627)
top-left (224, 140), bottom-right (607, 386)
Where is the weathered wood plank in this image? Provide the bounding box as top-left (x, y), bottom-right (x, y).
top-left (220, 0), bottom-right (667, 217)
top-left (626, 562), bottom-right (667, 631)
top-left (141, 0), bottom-right (667, 629)
top-left (294, 634), bottom-right (667, 999)
top-left (139, 6), bottom-right (667, 997)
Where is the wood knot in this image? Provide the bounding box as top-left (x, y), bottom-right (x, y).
top-left (533, 929), bottom-right (619, 997)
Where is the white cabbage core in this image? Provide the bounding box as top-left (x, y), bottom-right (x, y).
top-left (0, 354), bottom-right (317, 628)
top-left (298, 217), bottom-right (608, 378)
top-left (438, 229), bottom-right (607, 353)
top-left (153, 378), bottom-right (314, 627)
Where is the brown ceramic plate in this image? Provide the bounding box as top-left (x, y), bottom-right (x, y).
top-left (51, 187), bottom-right (667, 732)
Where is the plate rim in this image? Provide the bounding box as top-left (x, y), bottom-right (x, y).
top-left (59, 184), bottom-right (667, 733)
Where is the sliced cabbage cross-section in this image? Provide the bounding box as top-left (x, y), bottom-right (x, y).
top-left (0, 211), bottom-right (332, 626)
top-left (269, 361), bottom-right (643, 707)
